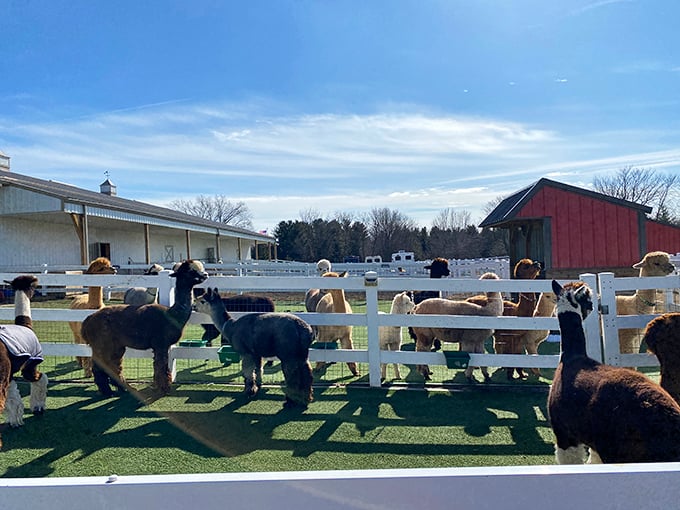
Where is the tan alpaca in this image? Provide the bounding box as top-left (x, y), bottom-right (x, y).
top-left (616, 251), bottom-right (675, 354)
top-left (314, 271), bottom-right (359, 376)
top-left (520, 291), bottom-right (558, 376)
top-left (69, 257), bottom-right (117, 377)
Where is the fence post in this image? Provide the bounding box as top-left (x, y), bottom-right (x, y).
top-left (157, 270), bottom-right (175, 307)
top-left (364, 271), bottom-right (381, 388)
top-left (597, 272), bottom-right (620, 366)
top-left (578, 274), bottom-right (602, 362)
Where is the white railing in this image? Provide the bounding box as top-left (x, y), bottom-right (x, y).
top-left (4, 269), bottom-right (675, 387)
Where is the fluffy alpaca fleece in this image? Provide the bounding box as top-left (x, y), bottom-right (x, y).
top-left (304, 261), bottom-right (338, 318)
top-left (616, 251), bottom-right (675, 354)
top-left (123, 263), bottom-right (164, 306)
top-left (313, 271), bottom-right (359, 376)
top-left (81, 260), bottom-right (208, 396)
top-left (548, 280), bottom-right (680, 464)
top-left (519, 291), bottom-right (558, 376)
top-left (379, 291), bottom-right (415, 380)
top-left (194, 287), bottom-right (314, 408)
top-left (196, 292), bottom-right (276, 346)
top-left (470, 259), bottom-right (541, 380)
top-left (316, 259), bottom-right (332, 275)
top-left (642, 312), bottom-right (680, 404)
top-left (69, 257), bottom-right (117, 377)
top-left (411, 257), bottom-right (451, 305)
top-left (0, 275), bottom-right (47, 449)
top-left (411, 272), bottom-right (503, 382)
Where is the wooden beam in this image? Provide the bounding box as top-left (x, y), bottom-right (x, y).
top-left (144, 224), bottom-right (151, 264)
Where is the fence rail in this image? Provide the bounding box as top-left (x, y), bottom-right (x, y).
top-left (2, 269), bottom-right (678, 387)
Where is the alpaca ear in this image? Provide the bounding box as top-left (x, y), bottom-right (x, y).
top-left (551, 280), bottom-right (563, 296)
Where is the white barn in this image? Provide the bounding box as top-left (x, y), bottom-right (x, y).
top-left (0, 165), bottom-right (275, 270)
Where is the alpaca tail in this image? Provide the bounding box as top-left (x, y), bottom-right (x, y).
top-left (29, 373), bottom-right (48, 414)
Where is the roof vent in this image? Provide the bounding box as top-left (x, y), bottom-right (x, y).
top-left (0, 150), bottom-right (9, 172)
top-left (100, 178), bottom-right (117, 196)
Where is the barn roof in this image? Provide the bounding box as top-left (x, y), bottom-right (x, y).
top-left (479, 177), bottom-right (653, 228)
top-left (0, 170), bottom-right (273, 242)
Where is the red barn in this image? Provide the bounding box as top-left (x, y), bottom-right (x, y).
top-left (480, 178), bottom-right (680, 279)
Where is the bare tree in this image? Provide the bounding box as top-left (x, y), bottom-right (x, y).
top-left (592, 166), bottom-right (679, 222)
top-left (432, 208), bottom-right (473, 231)
top-left (167, 195), bottom-right (253, 229)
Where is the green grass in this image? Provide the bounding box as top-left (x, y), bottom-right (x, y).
top-left (1, 381), bottom-right (556, 478)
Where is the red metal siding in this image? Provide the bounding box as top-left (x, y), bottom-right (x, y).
top-left (518, 185), bottom-right (643, 270)
top-left (646, 221), bottom-right (680, 255)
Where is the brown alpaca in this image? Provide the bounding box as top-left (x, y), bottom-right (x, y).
top-left (0, 275), bottom-right (47, 449)
top-left (549, 280), bottom-right (680, 464)
top-left (616, 251), bottom-right (675, 354)
top-left (81, 260), bottom-right (208, 396)
top-left (69, 257), bottom-right (117, 377)
top-left (412, 257), bottom-right (450, 304)
top-left (313, 271), bottom-right (359, 376)
top-left (486, 259), bottom-right (541, 380)
top-left (642, 312), bottom-right (680, 404)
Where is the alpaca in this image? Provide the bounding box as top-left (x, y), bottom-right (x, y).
top-left (194, 288), bottom-right (314, 408)
top-left (616, 251), bottom-right (675, 354)
top-left (68, 257), bottom-right (117, 377)
top-left (197, 292), bottom-right (276, 346)
top-left (379, 291), bottom-right (415, 380)
top-left (411, 272), bottom-right (503, 382)
top-left (519, 291), bottom-right (558, 376)
top-left (81, 259), bottom-right (208, 396)
top-left (316, 258), bottom-right (332, 275)
top-left (548, 280), bottom-right (680, 464)
top-left (0, 275), bottom-right (48, 449)
top-left (123, 263), bottom-right (164, 306)
top-left (486, 258), bottom-right (541, 380)
top-left (412, 257), bottom-right (450, 305)
top-left (313, 271), bottom-right (359, 376)
top-left (304, 259), bottom-right (335, 317)
top-left (642, 312), bottom-right (680, 404)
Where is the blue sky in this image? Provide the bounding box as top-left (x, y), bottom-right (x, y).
top-left (2, 1), bottom-right (680, 232)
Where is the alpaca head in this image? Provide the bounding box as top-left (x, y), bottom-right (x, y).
top-left (643, 312), bottom-right (680, 359)
top-left (170, 259), bottom-right (208, 286)
top-left (192, 287), bottom-right (222, 315)
top-left (633, 251), bottom-right (675, 277)
top-left (513, 258), bottom-right (541, 280)
top-left (316, 259), bottom-right (332, 275)
top-left (552, 280), bottom-right (593, 320)
top-left (85, 257), bottom-right (117, 275)
top-left (5, 275), bottom-right (39, 298)
top-left (144, 263), bottom-right (164, 275)
top-left (390, 291), bottom-right (415, 314)
top-left (424, 258), bottom-right (450, 278)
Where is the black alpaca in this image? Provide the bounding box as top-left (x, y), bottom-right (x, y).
top-left (548, 280), bottom-right (680, 464)
top-left (194, 288), bottom-right (314, 408)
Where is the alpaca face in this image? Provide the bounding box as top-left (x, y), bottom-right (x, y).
top-left (144, 264), bottom-right (164, 275)
top-left (552, 280), bottom-right (593, 319)
top-left (170, 259), bottom-right (208, 285)
top-left (513, 259), bottom-right (541, 279)
top-left (633, 251), bottom-right (675, 276)
top-left (316, 259), bottom-right (332, 275)
top-left (6, 275), bottom-right (39, 298)
top-left (86, 257), bottom-right (117, 275)
top-left (424, 258), bottom-right (450, 278)
top-left (390, 292), bottom-right (415, 314)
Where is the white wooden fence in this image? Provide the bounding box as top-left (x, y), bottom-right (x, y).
top-left (1, 269), bottom-right (678, 388)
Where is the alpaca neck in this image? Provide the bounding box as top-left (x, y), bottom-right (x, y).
top-left (329, 289), bottom-right (349, 313)
top-left (659, 367), bottom-right (680, 405)
top-left (14, 290), bottom-right (32, 320)
top-left (635, 287), bottom-right (656, 309)
top-left (557, 311), bottom-right (588, 360)
top-left (516, 292), bottom-right (536, 316)
top-left (168, 280), bottom-right (195, 326)
top-left (87, 286), bottom-right (105, 307)
top-left (534, 294), bottom-right (556, 317)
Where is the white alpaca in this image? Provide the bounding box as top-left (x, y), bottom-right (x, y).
top-left (379, 292), bottom-right (415, 380)
top-left (616, 251), bottom-right (675, 354)
top-left (123, 263), bottom-right (164, 306)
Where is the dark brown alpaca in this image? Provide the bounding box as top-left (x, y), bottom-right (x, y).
top-left (411, 257), bottom-right (450, 304)
top-left (0, 275), bottom-right (47, 449)
top-left (548, 280), bottom-right (680, 464)
top-left (81, 260), bottom-right (208, 396)
top-left (642, 312), bottom-right (680, 404)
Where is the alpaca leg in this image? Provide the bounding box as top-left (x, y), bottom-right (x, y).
top-left (91, 346), bottom-right (126, 396)
top-left (525, 342), bottom-right (542, 376)
top-left (555, 444), bottom-right (588, 464)
top-left (241, 354), bottom-right (260, 397)
top-left (339, 333), bottom-right (359, 376)
top-left (71, 326), bottom-right (93, 378)
top-left (587, 449), bottom-right (603, 464)
top-left (281, 360), bottom-right (313, 408)
top-left (414, 334), bottom-right (434, 380)
top-left (152, 348), bottom-right (172, 394)
top-left (29, 373), bottom-right (48, 414)
top-left (389, 343), bottom-right (402, 379)
top-left (4, 380), bottom-right (24, 427)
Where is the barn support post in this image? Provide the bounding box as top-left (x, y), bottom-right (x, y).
top-left (185, 230), bottom-right (191, 260)
top-left (69, 212), bottom-right (89, 265)
top-left (215, 233), bottom-right (222, 262)
top-left (144, 224), bottom-right (151, 264)
top-left (237, 238), bottom-right (243, 261)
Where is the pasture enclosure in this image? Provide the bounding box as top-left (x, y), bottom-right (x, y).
top-left (0, 265), bottom-right (678, 389)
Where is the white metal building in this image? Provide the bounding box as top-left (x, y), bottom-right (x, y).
top-left (0, 165), bottom-right (275, 270)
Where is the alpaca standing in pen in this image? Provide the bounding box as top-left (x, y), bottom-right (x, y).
top-left (379, 291), bottom-right (415, 380)
top-left (81, 260), bottom-right (208, 396)
top-left (194, 287), bottom-right (314, 408)
top-left (548, 280), bottom-right (680, 464)
top-left (0, 275), bottom-right (48, 449)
